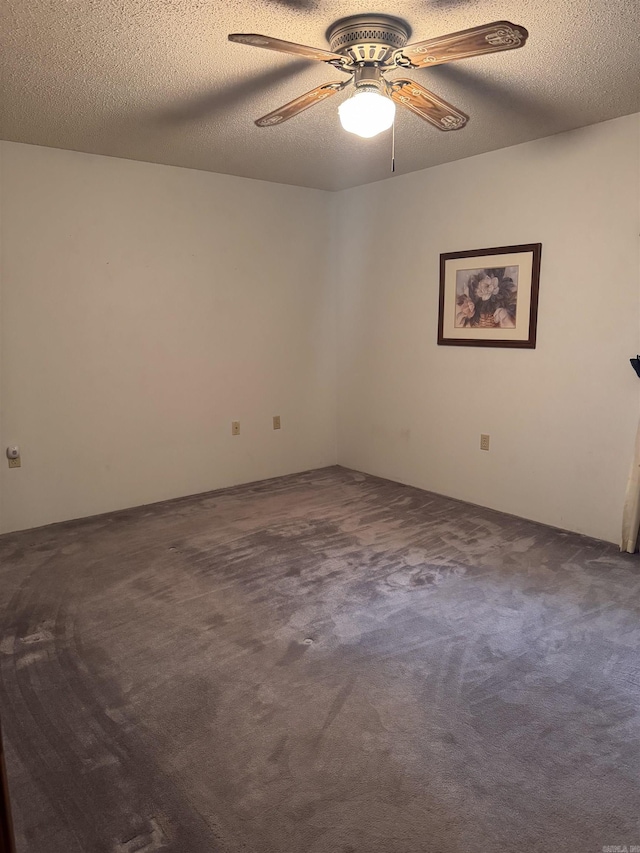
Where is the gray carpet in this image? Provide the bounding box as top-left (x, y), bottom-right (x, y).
top-left (0, 466), bottom-right (639, 853)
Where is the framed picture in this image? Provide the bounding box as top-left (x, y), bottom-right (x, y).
top-left (438, 243), bottom-right (542, 348)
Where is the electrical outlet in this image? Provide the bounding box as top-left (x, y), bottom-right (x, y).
top-left (273, 415), bottom-right (281, 430)
top-left (480, 434), bottom-right (490, 452)
top-left (8, 457), bottom-right (21, 468)
top-left (232, 421), bottom-right (240, 436)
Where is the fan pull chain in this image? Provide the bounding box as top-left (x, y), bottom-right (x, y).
top-left (391, 120), bottom-right (395, 173)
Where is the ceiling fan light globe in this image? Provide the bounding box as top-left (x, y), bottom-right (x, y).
top-left (338, 89), bottom-right (396, 138)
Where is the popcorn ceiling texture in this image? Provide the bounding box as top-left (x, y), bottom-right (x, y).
top-left (1, 0), bottom-right (639, 189)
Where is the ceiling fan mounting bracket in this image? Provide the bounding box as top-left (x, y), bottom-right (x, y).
top-left (327, 15), bottom-right (410, 66)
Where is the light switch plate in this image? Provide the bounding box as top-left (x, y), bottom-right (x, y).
top-left (8, 457), bottom-right (21, 468)
top-left (273, 416), bottom-right (281, 430)
top-left (232, 421), bottom-right (240, 436)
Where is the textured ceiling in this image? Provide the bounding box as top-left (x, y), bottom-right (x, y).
top-left (2, 0), bottom-right (639, 190)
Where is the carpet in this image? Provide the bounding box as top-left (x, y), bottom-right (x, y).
top-left (0, 466), bottom-right (638, 852)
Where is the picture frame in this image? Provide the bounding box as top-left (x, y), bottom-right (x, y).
top-left (438, 243), bottom-right (542, 348)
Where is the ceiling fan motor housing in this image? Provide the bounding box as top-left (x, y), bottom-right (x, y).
top-left (327, 15), bottom-right (410, 65)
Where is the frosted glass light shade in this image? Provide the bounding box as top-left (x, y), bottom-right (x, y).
top-left (338, 89), bottom-right (396, 138)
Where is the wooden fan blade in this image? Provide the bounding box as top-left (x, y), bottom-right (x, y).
top-left (390, 80), bottom-right (469, 131)
top-left (255, 81), bottom-right (348, 127)
top-left (394, 21), bottom-right (528, 68)
top-left (229, 33), bottom-right (349, 68)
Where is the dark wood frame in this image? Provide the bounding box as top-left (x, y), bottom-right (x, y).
top-left (437, 243), bottom-right (542, 348)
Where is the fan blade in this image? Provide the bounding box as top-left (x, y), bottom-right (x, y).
top-left (229, 33), bottom-right (349, 68)
top-left (255, 81), bottom-right (348, 127)
top-left (390, 80), bottom-right (469, 131)
top-left (394, 21), bottom-right (528, 68)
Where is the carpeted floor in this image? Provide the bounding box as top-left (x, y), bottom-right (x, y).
top-left (0, 466), bottom-right (639, 853)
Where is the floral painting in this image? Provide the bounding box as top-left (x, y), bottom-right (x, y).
top-left (454, 266), bottom-right (519, 329)
top-left (438, 244), bottom-right (541, 348)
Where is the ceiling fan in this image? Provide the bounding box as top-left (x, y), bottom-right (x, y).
top-left (229, 15), bottom-right (529, 139)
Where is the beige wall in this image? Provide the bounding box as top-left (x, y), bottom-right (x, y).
top-left (0, 143), bottom-right (337, 533)
top-left (335, 114), bottom-right (640, 544)
top-left (2, 114), bottom-right (639, 541)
